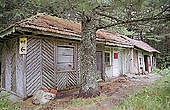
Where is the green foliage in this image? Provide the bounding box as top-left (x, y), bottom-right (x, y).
top-left (0, 92), bottom-right (21, 110)
top-left (151, 67), bottom-right (170, 76)
top-left (67, 94), bottom-right (107, 107)
top-left (115, 75), bottom-right (170, 110)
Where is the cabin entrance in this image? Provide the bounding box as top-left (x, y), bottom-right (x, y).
top-left (144, 55), bottom-right (149, 72)
top-left (96, 51), bottom-right (103, 79)
top-left (113, 52), bottom-right (119, 76)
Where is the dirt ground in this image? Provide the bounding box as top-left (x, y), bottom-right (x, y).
top-left (23, 74), bottom-right (162, 110)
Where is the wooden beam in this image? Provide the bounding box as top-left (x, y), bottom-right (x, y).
top-left (15, 27), bottom-right (81, 41)
top-left (0, 27), bottom-right (15, 38)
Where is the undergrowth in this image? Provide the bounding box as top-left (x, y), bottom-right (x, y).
top-left (151, 67), bottom-right (170, 75)
top-left (0, 92), bottom-right (21, 110)
top-left (65, 94), bottom-right (107, 109)
top-left (115, 69), bottom-right (170, 110)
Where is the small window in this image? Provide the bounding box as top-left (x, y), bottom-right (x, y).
top-left (114, 53), bottom-right (118, 59)
top-left (105, 52), bottom-right (111, 66)
top-left (57, 46), bottom-right (74, 71)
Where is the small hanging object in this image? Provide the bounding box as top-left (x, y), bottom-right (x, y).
top-left (19, 38), bottom-right (27, 54)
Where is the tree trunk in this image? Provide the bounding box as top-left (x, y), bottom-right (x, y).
top-left (79, 12), bottom-right (100, 98)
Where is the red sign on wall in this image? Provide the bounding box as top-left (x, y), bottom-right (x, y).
top-left (114, 53), bottom-right (118, 59)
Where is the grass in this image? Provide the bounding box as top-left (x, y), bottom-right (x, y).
top-left (0, 92), bottom-right (21, 110)
top-left (151, 67), bottom-right (170, 76)
top-left (115, 67), bottom-right (170, 110)
top-left (65, 94), bottom-right (107, 109)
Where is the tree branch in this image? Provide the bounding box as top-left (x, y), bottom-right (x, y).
top-left (153, 5), bottom-right (170, 18)
top-left (97, 16), bottom-right (170, 30)
top-left (95, 11), bottom-right (122, 22)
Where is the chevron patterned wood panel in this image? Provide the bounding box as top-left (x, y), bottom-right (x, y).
top-left (42, 39), bottom-right (55, 89)
top-left (66, 71), bottom-right (77, 87)
top-left (56, 72), bottom-right (67, 90)
top-left (26, 38), bottom-right (41, 96)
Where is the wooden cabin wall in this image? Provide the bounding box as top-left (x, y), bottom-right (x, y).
top-left (16, 40), bottom-right (25, 97)
top-left (1, 39), bottom-right (25, 97)
top-left (56, 39), bottom-right (79, 90)
top-left (41, 39), bottom-right (55, 89)
top-left (25, 37), bottom-right (80, 96)
top-left (125, 48), bottom-right (133, 74)
top-left (133, 50), bottom-right (138, 73)
top-left (96, 44), bottom-right (105, 80)
top-left (25, 38), bottom-right (41, 96)
top-left (1, 36), bottom-right (105, 97)
top-left (1, 40), bottom-right (17, 91)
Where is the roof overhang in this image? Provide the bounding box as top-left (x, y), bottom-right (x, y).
top-left (15, 27), bottom-right (82, 41)
top-left (134, 46), bottom-right (160, 54)
top-left (105, 42), bottom-right (134, 48)
top-left (0, 27), bottom-right (16, 38)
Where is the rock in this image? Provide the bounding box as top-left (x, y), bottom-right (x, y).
top-left (32, 90), bottom-right (56, 105)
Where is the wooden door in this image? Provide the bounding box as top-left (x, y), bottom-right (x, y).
top-left (96, 52), bottom-right (103, 79)
top-left (144, 55), bottom-right (149, 72)
top-left (113, 51), bottom-right (119, 76)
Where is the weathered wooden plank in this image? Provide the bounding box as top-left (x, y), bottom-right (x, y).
top-left (57, 55), bottom-right (73, 63)
top-left (1, 42), bottom-right (7, 88)
top-left (67, 71), bottom-right (77, 87)
top-left (57, 63), bottom-right (74, 71)
top-left (57, 47), bottom-right (73, 55)
top-left (42, 39), bottom-right (55, 89)
top-left (56, 72), bottom-right (67, 90)
top-left (16, 38), bottom-right (25, 96)
top-left (5, 41), bottom-right (12, 91)
top-left (11, 40), bottom-right (17, 92)
top-left (26, 38), bottom-right (41, 96)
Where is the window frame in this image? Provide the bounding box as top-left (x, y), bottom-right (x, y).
top-left (57, 45), bottom-right (75, 72)
top-left (105, 50), bottom-right (111, 66)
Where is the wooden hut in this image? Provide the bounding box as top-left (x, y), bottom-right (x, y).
top-left (0, 14), bottom-right (107, 98)
top-left (0, 14), bottom-right (158, 98)
top-left (128, 39), bottom-right (160, 74)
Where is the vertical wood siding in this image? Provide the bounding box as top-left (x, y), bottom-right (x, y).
top-left (42, 39), bottom-right (55, 89)
top-left (1, 43), bottom-right (7, 88)
top-left (1, 40), bottom-right (17, 92)
top-left (26, 38), bottom-right (41, 96)
top-left (11, 40), bottom-right (17, 92)
top-left (5, 41), bottom-right (12, 91)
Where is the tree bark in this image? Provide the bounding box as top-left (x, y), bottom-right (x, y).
top-left (79, 12), bottom-right (100, 98)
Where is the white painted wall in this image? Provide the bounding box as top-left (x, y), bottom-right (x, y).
top-left (105, 47), bottom-right (120, 78)
top-left (105, 47), bottom-right (134, 78)
top-left (113, 50), bottom-right (120, 76)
